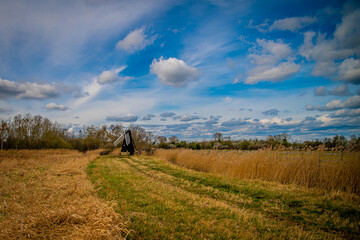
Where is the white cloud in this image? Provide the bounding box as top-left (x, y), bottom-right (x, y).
top-left (97, 66), bottom-right (130, 84)
top-left (141, 114), bottom-right (156, 121)
top-left (245, 62), bottom-right (300, 84)
top-left (314, 86), bottom-right (328, 96)
top-left (314, 84), bottom-right (351, 96)
top-left (331, 84), bottom-right (352, 96)
top-left (70, 66), bottom-right (131, 108)
top-left (0, 78), bottom-right (59, 100)
top-left (242, 39), bottom-right (299, 84)
top-left (333, 9), bottom-right (360, 50)
top-left (45, 102), bottom-right (68, 111)
top-left (246, 19), bottom-right (269, 33)
top-left (116, 27), bottom-right (157, 53)
top-left (269, 16), bottom-right (317, 32)
top-left (17, 83), bottom-right (60, 100)
top-left (299, 8), bottom-right (360, 81)
top-left (72, 79), bottom-right (103, 108)
top-left (173, 114), bottom-right (201, 122)
top-left (255, 39), bottom-right (293, 60)
top-left (306, 95), bottom-right (360, 111)
top-left (160, 112), bottom-right (176, 117)
top-left (106, 113), bottom-right (138, 122)
top-left (338, 58), bottom-right (360, 84)
top-left (332, 108), bottom-right (360, 118)
top-left (311, 61), bottom-right (338, 77)
top-left (150, 57), bottom-right (200, 87)
top-left (0, 0), bottom-right (171, 64)
top-left (300, 32), bottom-right (354, 62)
top-left (262, 109), bottom-right (280, 116)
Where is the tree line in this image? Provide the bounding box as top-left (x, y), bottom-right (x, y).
top-left (153, 132), bottom-right (360, 152)
top-left (0, 114), bottom-right (359, 152)
top-left (0, 114), bottom-right (152, 152)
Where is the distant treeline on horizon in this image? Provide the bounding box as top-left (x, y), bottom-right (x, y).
top-left (0, 114), bottom-right (359, 152)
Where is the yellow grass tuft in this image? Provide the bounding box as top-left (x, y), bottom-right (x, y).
top-left (154, 149), bottom-right (360, 195)
top-left (0, 149), bottom-right (129, 239)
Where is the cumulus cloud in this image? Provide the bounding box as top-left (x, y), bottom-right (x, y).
top-left (331, 108), bottom-right (360, 118)
top-left (141, 113), bottom-right (156, 121)
top-left (299, 8), bottom-right (360, 81)
top-left (314, 84), bottom-right (351, 96)
top-left (116, 27), bottom-right (157, 53)
top-left (45, 102), bottom-right (68, 111)
top-left (0, 78), bottom-right (60, 100)
top-left (262, 109), bottom-right (280, 116)
top-left (250, 39), bottom-right (293, 63)
top-left (334, 8), bottom-right (360, 51)
top-left (306, 95), bottom-right (360, 111)
top-left (314, 86), bottom-right (328, 96)
top-left (173, 114), bottom-right (200, 122)
top-left (97, 66), bottom-right (131, 84)
top-left (269, 16), bottom-right (317, 32)
top-left (150, 57), bottom-right (200, 87)
top-left (160, 112), bottom-right (176, 117)
top-left (311, 61), bottom-right (339, 78)
top-left (221, 118), bottom-right (249, 127)
top-left (241, 39), bottom-right (300, 84)
top-left (204, 115), bottom-right (221, 128)
top-left (338, 58), bottom-right (360, 84)
top-left (244, 62), bottom-right (300, 84)
top-left (106, 113), bottom-right (138, 122)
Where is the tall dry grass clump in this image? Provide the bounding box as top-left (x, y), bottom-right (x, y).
top-left (0, 149), bottom-right (129, 239)
top-left (154, 149), bottom-right (360, 195)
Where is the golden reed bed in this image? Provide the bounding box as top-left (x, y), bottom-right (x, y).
top-left (155, 149), bottom-right (360, 195)
top-left (0, 149), bottom-right (129, 239)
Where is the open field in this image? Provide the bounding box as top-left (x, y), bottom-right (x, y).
top-left (155, 149), bottom-right (360, 195)
top-left (0, 150), bottom-right (128, 239)
top-left (88, 154), bottom-right (360, 239)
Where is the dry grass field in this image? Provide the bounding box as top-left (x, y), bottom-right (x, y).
top-left (154, 149), bottom-right (360, 195)
top-left (89, 155), bottom-right (360, 239)
top-left (0, 149), bottom-right (129, 239)
top-left (1, 149), bottom-right (359, 239)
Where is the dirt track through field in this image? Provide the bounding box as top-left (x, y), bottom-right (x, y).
top-left (89, 155), bottom-right (360, 239)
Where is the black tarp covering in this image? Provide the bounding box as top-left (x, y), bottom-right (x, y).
top-left (121, 130), bottom-right (136, 155)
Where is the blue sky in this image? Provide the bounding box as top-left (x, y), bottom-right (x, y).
top-left (1, 0), bottom-right (360, 141)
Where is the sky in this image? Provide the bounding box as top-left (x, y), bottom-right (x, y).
top-left (1, 0), bottom-right (360, 141)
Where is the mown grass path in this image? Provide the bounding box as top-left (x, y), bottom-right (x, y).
top-left (87, 155), bottom-right (360, 239)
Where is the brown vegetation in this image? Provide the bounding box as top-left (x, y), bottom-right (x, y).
top-left (154, 149), bottom-right (360, 195)
top-left (0, 149), bottom-right (128, 239)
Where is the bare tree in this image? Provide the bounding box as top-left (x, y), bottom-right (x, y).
top-left (168, 136), bottom-right (179, 144)
top-left (213, 132), bottom-right (222, 142)
top-left (155, 136), bottom-right (167, 144)
top-left (0, 120), bottom-right (8, 150)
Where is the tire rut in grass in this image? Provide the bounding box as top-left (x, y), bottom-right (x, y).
top-left (97, 157), bottom-right (282, 239)
top-left (123, 156), bottom-right (359, 239)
